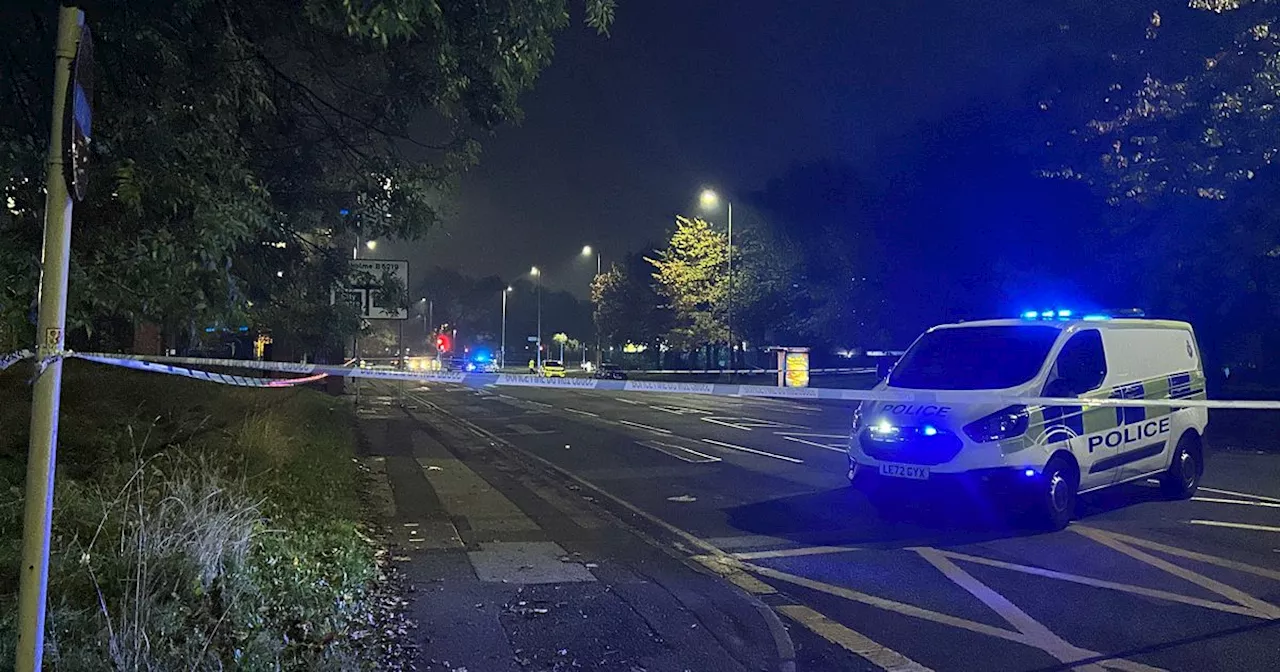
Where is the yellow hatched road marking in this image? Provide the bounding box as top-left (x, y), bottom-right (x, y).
top-left (732, 545), bottom-right (861, 560)
top-left (777, 604), bottom-right (933, 672)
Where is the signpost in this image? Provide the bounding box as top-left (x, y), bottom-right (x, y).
top-left (17, 8), bottom-right (90, 671)
top-left (342, 259), bottom-right (410, 320)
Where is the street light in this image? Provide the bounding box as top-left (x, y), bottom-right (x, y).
top-left (365, 239), bottom-right (377, 251)
top-left (699, 188), bottom-right (734, 369)
top-left (501, 286), bottom-right (512, 369)
top-left (581, 245), bottom-right (602, 367)
top-left (531, 266), bottom-right (542, 368)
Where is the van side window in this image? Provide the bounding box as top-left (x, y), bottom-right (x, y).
top-left (1050, 330), bottom-right (1107, 395)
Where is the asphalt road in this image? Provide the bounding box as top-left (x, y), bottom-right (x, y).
top-left (386, 380), bottom-right (1280, 672)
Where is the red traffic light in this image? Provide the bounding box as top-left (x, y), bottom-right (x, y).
top-left (435, 333), bottom-right (452, 352)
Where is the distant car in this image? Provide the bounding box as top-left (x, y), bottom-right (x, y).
top-left (593, 363), bottom-right (627, 380)
top-left (465, 360), bottom-right (499, 373)
top-left (540, 360), bottom-right (566, 378)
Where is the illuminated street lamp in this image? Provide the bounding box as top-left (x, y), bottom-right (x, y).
top-left (699, 188), bottom-right (734, 368)
top-left (501, 286), bottom-right (513, 369)
top-left (365, 239), bottom-right (377, 251)
top-left (582, 245), bottom-right (602, 367)
top-left (531, 266), bottom-right (542, 368)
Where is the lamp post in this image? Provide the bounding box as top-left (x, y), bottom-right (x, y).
top-left (531, 267), bottom-right (542, 368)
top-left (501, 286), bottom-right (512, 369)
top-left (700, 189), bottom-right (733, 369)
top-left (582, 245), bottom-right (601, 367)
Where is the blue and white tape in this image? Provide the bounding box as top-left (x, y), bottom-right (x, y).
top-left (10, 350), bottom-right (1280, 411)
top-left (1, 349), bottom-right (33, 371)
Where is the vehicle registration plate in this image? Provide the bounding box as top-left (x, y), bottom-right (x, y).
top-left (878, 463), bottom-right (930, 480)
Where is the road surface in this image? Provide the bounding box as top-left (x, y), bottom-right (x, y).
top-left (377, 379), bottom-right (1280, 672)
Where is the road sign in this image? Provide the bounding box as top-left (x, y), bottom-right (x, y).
top-left (63, 21), bottom-right (92, 201)
top-left (527, 336), bottom-right (539, 342)
top-left (345, 259), bottom-right (408, 319)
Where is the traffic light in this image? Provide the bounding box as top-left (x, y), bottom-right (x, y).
top-left (435, 333), bottom-right (452, 353)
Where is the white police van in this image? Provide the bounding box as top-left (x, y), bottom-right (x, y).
top-left (847, 310), bottom-right (1208, 530)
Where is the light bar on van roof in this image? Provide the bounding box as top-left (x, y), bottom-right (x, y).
top-left (1019, 308), bottom-right (1145, 321)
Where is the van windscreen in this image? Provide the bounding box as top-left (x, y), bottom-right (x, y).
top-left (889, 325), bottom-right (1060, 390)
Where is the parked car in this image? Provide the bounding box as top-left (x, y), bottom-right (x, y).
top-left (540, 360), bottom-right (566, 378)
top-left (593, 363), bottom-right (627, 380)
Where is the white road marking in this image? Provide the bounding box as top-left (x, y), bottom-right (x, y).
top-left (1086, 527), bottom-right (1280, 582)
top-left (564, 407), bottom-right (600, 418)
top-left (1191, 496), bottom-right (1280, 509)
top-left (636, 440), bottom-right (722, 464)
top-left (1199, 487), bottom-right (1280, 504)
top-left (701, 416), bottom-right (806, 431)
top-left (929, 549), bottom-right (1264, 618)
top-left (650, 405), bottom-right (714, 416)
top-left (915, 547), bottom-right (1151, 672)
top-left (1186, 520), bottom-right (1280, 534)
top-left (733, 546), bottom-right (860, 560)
top-left (701, 438), bottom-right (804, 464)
top-left (619, 419), bottom-right (673, 434)
top-left (613, 397), bottom-right (643, 405)
top-left (782, 435), bottom-right (847, 453)
top-left (526, 400), bottom-right (553, 409)
top-left (779, 432), bottom-right (848, 439)
top-left (777, 604), bottom-right (934, 672)
top-left (1073, 526), bottom-right (1280, 619)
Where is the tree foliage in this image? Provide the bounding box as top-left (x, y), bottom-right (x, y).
top-left (647, 216), bottom-right (730, 351)
top-left (591, 251), bottom-right (671, 348)
top-left (1, 0), bottom-right (616, 353)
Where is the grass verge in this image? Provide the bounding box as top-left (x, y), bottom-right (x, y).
top-left (0, 360), bottom-right (396, 670)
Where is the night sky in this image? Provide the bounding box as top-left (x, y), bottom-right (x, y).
top-left (375, 1), bottom-right (1137, 297)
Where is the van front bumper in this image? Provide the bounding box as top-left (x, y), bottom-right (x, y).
top-left (848, 457), bottom-right (1040, 499)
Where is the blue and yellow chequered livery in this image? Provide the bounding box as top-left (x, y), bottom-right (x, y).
top-left (1002, 369), bottom-right (1206, 456)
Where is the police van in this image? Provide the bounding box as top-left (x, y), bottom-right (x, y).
top-left (847, 310), bottom-right (1208, 530)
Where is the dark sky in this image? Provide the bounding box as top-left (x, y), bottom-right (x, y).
top-left (378, 1), bottom-right (1081, 295)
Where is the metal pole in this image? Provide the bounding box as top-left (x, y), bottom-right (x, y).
top-left (594, 253), bottom-right (601, 368)
top-left (536, 274), bottom-right (543, 368)
top-left (16, 8), bottom-right (80, 670)
top-left (501, 290), bottom-right (508, 370)
top-left (727, 200), bottom-right (734, 371)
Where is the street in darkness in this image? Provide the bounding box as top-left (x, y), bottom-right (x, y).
top-left (361, 379), bottom-right (1280, 672)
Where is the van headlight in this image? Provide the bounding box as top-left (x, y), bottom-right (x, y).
top-left (963, 405), bottom-right (1029, 443)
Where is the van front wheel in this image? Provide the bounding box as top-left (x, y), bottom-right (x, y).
top-left (1160, 435), bottom-right (1202, 500)
top-left (1033, 457), bottom-right (1077, 531)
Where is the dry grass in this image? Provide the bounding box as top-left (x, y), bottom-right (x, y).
top-left (0, 360), bottom-right (384, 670)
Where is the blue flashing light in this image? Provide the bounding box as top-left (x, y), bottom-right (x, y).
top-left (1057, 310), bottom-right (1072, 318)
top-left (238, 326), bottom-right (249, 332)
top-left (1023, 468), bottom-right (1036, 477)
top-left (1040, 310), bottom-right (1054, 318)
top-left (339, 208), bottom-right (350, 216)
top-left (472, 351), bottom-right (490, 363)
top-left (204, 327), bottom-right (217, 333)
top-left (1021, 311), bottom-right (1039, 320)
top-left (922, 425), bottom-right (938, 437)
top-left (1082, 314), bottom-right (1110, 321)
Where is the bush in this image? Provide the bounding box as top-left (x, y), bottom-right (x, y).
top-left (0, 361), bottom-right (387, 670)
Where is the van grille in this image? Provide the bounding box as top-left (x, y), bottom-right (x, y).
top-left (859, 428), bottom-right (963, 466)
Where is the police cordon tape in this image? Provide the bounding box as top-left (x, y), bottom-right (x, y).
top-left (9, 350), bottom-right (1272, 411)
top-left (1, 349), bottom-right (33, 371)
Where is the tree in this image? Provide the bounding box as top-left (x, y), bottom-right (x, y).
top-left (591, 251), bottom-right (671, 354)
top-left (648, 216), bottom-right (729, 352)
top-left (1059, 1), bottom-right (1280, 203)
top-left (0, 0), bottom-right (618, 353)
top-left (552, 332), bottom-right (569, 361)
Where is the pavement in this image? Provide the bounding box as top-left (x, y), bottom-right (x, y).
top-left (353, 386), bottom-right (792, 672)
top-left (361, 377), bottom-right (1280, 672)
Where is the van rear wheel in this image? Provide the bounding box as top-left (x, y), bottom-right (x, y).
top-left (1160, 435), bottom-right (1202, 500)
top-left (1033, 456), bottom-right (1077, 531)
